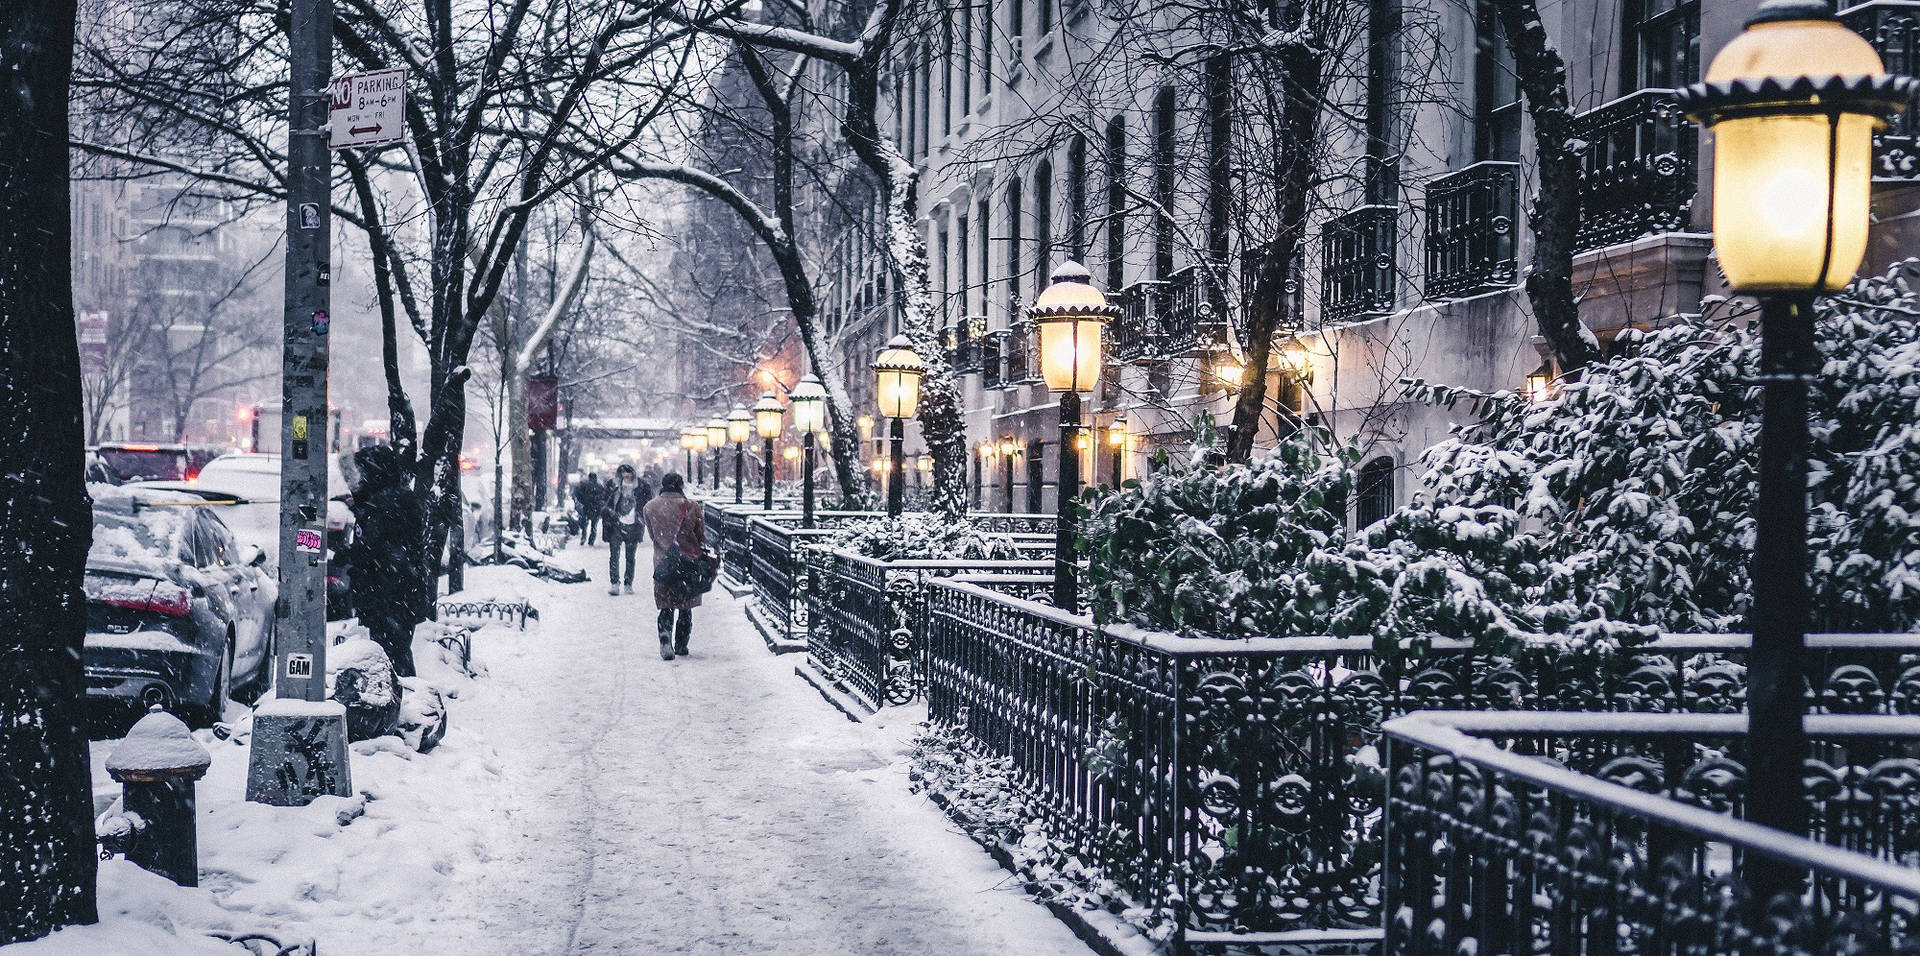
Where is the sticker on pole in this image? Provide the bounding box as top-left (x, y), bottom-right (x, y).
top-left (328, 68), bottom-right (407, 149)
top-left (285, 653), bottom-right (314, 679)
top-left (296, 528), bottom-right (324, 554)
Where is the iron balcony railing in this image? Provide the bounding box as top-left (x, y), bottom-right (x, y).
top-left (919, 579), bottom-right (1920, 949)
top-left (1425, 161), bottom-right (1520, 298)
top-left (1571, 87), bottom-right (1697, 251)
top-left (1161, 264), bottom-right (1228, 355)
top-left (1113, 279), bottom-right (1167, 362)
top-left (1238, 239), bottom-right (1306, 334)
top-left (1003, 320), bottom-right (1041, 386)
top-left (980, 329), bottom-right (1006, 388)
top-left (952, 315), bottom-right (986, 373)
top-left (1385, 711), bottom-right (1920, 955)
top-left (1843, 0), bottom-right (1920, 178)
top-left (1321, 204), bottom-right (1399, 320)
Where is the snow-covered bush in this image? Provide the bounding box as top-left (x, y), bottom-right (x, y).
top-left (830, 513), bottom-right (1019, 561)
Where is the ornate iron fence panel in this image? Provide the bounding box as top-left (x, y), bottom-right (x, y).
top-left (1114, 280), bottom-right (1168, 362)
top-left (1845, 1), bottom-right (1920, 178)
top-left (1161, 264), bottom-right (1228, 356)
top-left (1321, 204), bottom-right (1399, 321)
top-left (981, 329), bottom-right (1006, 388)
top-left (920, 580), bottom-right (1920, 946)
top-left (745, 518), bottom-right (841, 647)
top-left (1571, 87), bottom-right (1697, 250)
top-left (1424, 161), bottom-right (1519, 299)
top-left (1385, 712), bottom-right (1920, 955)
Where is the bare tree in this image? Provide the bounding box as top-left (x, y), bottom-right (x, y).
top-left (0, 0), bottom-right (98, 942)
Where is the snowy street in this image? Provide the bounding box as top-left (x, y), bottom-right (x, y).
top-left (35, 558), bottom-right (1092, 955)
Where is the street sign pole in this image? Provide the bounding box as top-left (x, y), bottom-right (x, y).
top-left (247, 0), bottom-right (351, 806)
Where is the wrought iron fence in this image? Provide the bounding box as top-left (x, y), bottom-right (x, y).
top-left (1424, 161), bottom-right (1519, 299)
top-left (1113, 279), bottom-right (1167, 362)
top-left (701, 502), bottom-right (755, 590)
top-left (1385, 711), bottom-right (1920, 955)
top-left (1162, 264), bottom-right (1228, 355)
top-left (1844, 0), bottom-right (1920, 178)
top-left (920, 579), bottom-right (1920, 948)
top-left (807, 550), bottom-right (1052, 710)
top-left (1321, 204), bottom-right (1399, 321)
top-left (435, 598), bottom-right (535, 629)
top-left (982, 329), bottom-right (1008, 389)
top-left (1005, 321), bottom-right (1041, 386)
top-left (1571, 87), bottom-right (1697, 251)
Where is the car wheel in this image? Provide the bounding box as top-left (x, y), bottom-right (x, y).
top-left (185, 636), bottom-right (233, 729)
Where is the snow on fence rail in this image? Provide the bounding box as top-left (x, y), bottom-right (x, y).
top-left (1384, 711), bottom-right (1920, 954)
top-left (919, 578), bottom-right (1920, 949)
top-left (435, 598), bottom-right (535, 629)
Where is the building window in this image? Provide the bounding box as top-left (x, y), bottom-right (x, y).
top-left (1365, 0), bottom-right (1402, 204)
top-left (975, 0), bottom-right (991, 100)
top-left (1026, 440), bottom-right (1046, 512)
top-left (1104, 115), bottom-right (1127, 291)
top-left (1623, 0), bottom-right (1699, 91)
top-left (977, 197), bottom-right (992, 320)
top-left (1205, 54), bottom-right (1231, 264)
top-left (1153, 86), bottom-right (1176, 280)
top-left (1474, 0), bottom-right (1521, 162)
top-left (958, 214), bottom-right (972, 314)
top-left (1011, 0), bottom-right (1025, 47)
top-left (919, 44), bottom-right (933, 155)
top-left (1356, 457), bottom-right (1395, 529)
top-left (1039, 0), bottom-right (1053, 34)
top-left (961, 1), bottom-right (974, 115)
top-left (942, 15), bottom-right (955, 139)
top-left (1068, 133), bottom-right (1088, 263)
top-left (1035, 158), bottom-right (1053, 295)
top-left (1006, 179), bottom-right (1023, 320)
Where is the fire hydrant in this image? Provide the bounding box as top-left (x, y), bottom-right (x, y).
top-left (105, 705), bottom-right (212, 887)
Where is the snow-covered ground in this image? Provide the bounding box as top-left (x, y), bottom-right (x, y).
top-left (15, 558), bottom-right (1091, 955)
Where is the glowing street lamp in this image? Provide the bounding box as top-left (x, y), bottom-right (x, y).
top-left (753, 392), bottom-right (784, 510)
top-left (1677, 0), bottom-right (1914, 889)
top-left (1108, 416), bottom-right (1128, 485)
top-left (705, 418), bottom-right (726, 491)
top-left (871, 335), bottom-right (925, 517)
top-left (1029, 261), bottom-right (1117, 609)
top-left (789, 374), bottom-right (828, 527)
top-left (727, 404), bottom-right (752, 503)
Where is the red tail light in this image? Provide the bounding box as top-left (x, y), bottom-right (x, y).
top-left (104, 583), bottom-right (194, 617)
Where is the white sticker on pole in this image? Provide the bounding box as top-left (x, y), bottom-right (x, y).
top-left (328, 68), bottom-right (407, 149)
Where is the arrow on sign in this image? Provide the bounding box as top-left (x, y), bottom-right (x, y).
top-left (350, 124), bottom-right (383, 136)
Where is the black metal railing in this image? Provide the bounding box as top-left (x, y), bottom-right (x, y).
top-left (1321, 204), bottom-right (1399, 321)
top-left (1572, 88), bottom-right (1697, 251)
top-left (701, 502), bottom-right (756, 590)
top-left (1844, 0), bottom-right (1920, 178)
top-left (951, 314), bottom-right (987, 373)
top-left (1004, 321), bottom-right (1040, 386)
top-left (920, 580), bottom-right (1920, 948)
top-left (1237, 239), bottom-right (1305, 336)
top-left (1161, 264), bottom-right (1227, 355)
top-left (1385, 711), bottom-right (1920, 955)
top-left (1425, 161), bottom-right (1519, 298)
top-left (981, 328), bottom-right (1006, 388)
top-left (1113, 280), bottom-right (1167, 362)
top-left (806, 549), bottom-right (1052, 710)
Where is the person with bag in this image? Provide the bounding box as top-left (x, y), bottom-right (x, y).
top-left (643, 472), bottom-right (715, 660)
top-left (602, 464), bottom-right (651, 595)
top-left (574, 472), bottom-right (604, 546)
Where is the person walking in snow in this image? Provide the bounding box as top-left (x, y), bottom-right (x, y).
top-left (643, 472), bottom-right (706, 660)
top-left (602, 464), bottom-right (650, 595)
top-left (348, 444), bottom-right (428, 677)
top-left (574, 472), bottom-right (603, 546)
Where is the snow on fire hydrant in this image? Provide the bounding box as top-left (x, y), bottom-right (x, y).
top-left (105, 705), bottom-right (212, 887)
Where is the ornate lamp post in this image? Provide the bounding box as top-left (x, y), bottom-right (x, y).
top-left (1030, 261), bottom-right (1117, 609)
top-left (1678, 0), bottom-right (1913, 899)
top-left (872, 335), bottom-right (925, 518)
top-left (753, 391), bottom-right (784, 511)
top-left (705, 418), bottom-right (726, 491)
top-left (679, 428), bottom-right (695, 477)
top-left (727, 404), bottom-right (753, 504)
top-left (789, 374), bottom-right (827, 527)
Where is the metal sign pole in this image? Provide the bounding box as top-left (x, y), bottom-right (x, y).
top-left (247, 0), bottom-right (351, 806)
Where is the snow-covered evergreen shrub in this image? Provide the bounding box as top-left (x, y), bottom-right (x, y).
top-left (829, 513), bottom-right (1019, 561)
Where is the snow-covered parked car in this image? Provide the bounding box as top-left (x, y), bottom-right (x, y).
top-left (84, 487), bottom-right (278, 726)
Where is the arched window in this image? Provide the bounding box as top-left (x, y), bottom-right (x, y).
top-left (1356, 457), bottom-right (1396, 529)
top-left (1034, 158), bottom-right (1053, 293)
top-left (1104, 115), bottom-right (1127, 290)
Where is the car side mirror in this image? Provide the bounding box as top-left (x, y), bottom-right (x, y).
top-left (244, 545), bottom-right (267, 567)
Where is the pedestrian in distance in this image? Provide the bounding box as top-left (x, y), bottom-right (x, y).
top-left (509, 480), bottom-right (533, 535)
top-left (602, 464), bottom-right (650, 595)
top-left (643, 472), bottom-right (706, 660)
top-left (348, 444), bottom-right (429, 677)
top-left (574, 472), bottom-right (603, 546)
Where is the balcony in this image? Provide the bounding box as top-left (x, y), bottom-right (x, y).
top-left (1112, 279), bottom-right (1166, 362)
top-left (1424, 161), bottom-right (1519, 298)
top-left (1161, 264), bottom-right (1228, 355)
top-left (1238, 238), bottom-right (1306, 334)
top-left (944, 314), bottom-right (986, 375)
top-left (980, 329), bottom-right (1006, 389)
top-left (1843, 0), bottom-right (1920, 178)
top-left (1321, 204), bottom-right (1399, 321)
top-left (1005, 320), bottom-right (1041, 386)
top-left (1571, 88), bottom-right (1697, 251)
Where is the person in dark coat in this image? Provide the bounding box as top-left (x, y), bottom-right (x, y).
top-left (574, 473), bottom-right (603, 546)
top-left (643, 472), bottom-right (705, 660)
top-left (348, 444), bottom-right (428, 677)
top-left (601, 464), bottom-right (651, 595)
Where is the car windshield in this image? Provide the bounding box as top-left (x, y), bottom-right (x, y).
top-left (89, 508), bottom-right (185, 572)
top-left (98, 449), bottom-right (191, 482)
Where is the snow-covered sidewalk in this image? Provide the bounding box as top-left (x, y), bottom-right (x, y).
top-left (23, 556), bottom-right (1090, 955)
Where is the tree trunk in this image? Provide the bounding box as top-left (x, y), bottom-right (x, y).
top-left (0, 0), bottom-right (101, 940)
top-left (1492, 0), bottom-right (1601, 376)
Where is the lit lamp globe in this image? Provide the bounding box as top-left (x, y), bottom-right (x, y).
top-left (726, 404), bottom-right (753, 444)
top-left (753, 392), bottom-right (784, 440)
top-left (704, 419), bottom-right (726, 449)
top-left (690, 428), bottom-right (708, 453)
top-left (1678, 0), bottom-right (1915, 291)
top-left (790, 374), bottom-right (827, 434)
top-left (1029, 261), bottom-right (1118, 393)
top-left (678, 428), bottom-right (694, 450)
top-left (1109, 416), bottom-right (1128, 448)
top-left (872, 335), bottom-right (926, 420)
